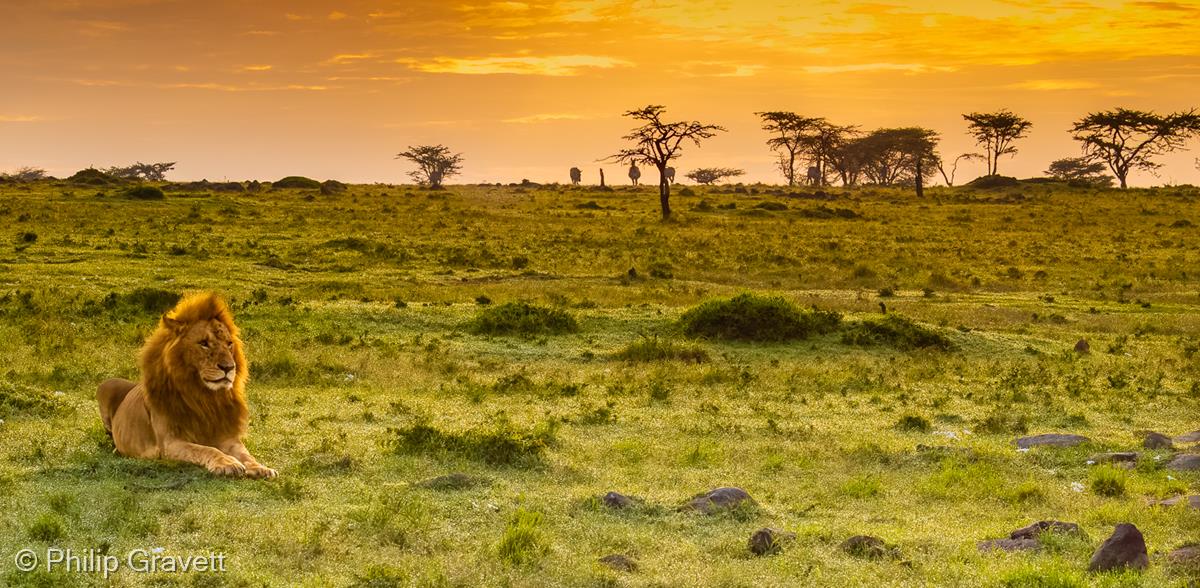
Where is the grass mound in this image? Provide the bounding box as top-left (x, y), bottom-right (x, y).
top-left (966, 174), bottom-right (1020, 189)
top-left (841, 314), bottom-right (954, 350)
top-left (273, 176), bottom-right (322, 189)
top-left (613, 337), bottom-right (709, 363)
top-left (679, 293), bottom-right (841, 342)
top-left (83, 287), bottom-right (180, 317)
top-left (122, 185), bottom-right (165, 200)
top-left (67, 168), bottom-right (118, 185)
top-left (386, 416), bottom-right (557, 466)
top-left (0, 382), bottom-right (67, 418)
top-left (469, 301), bottom-right (578, 336)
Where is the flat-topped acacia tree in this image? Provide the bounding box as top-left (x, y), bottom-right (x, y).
top-left (396, 145), bottom-right (463, 189)
top-left (607, 105), bottom-right (725, 219)
top-left (1070, 108), bottom-right (1200, 189)
top-left (962, 110), bottom-right (1032, 176)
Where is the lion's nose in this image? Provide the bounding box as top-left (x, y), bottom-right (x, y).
top-left (219, 362), bottom-right (236, 372)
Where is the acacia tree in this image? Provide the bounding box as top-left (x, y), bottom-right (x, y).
top-left (4, 166), bottom-right (47, 182)
top-left (854, 127), bottom-right (939, 191)
top-left (962, 110), bottom-right (1032, 176)
top-left (608, 105), bottom-right (725, 219)
top-left (396, 145), bottom-right (463, 189)
top-left (1046, 157), bottom-right (1113, 187)
top-left (936, 153), bottom-right (982, 187)
top-left (1070, 108), bottom-right (1200, 189)
top-left (106, 162), bottom-right (176, 181)
top-left (757, 111), bottom-right (820, 186)
top-left (685, 167), bottom-right (744, 185)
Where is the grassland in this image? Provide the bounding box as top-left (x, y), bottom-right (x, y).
top-left (0, 178), bottom-right (1198, 587)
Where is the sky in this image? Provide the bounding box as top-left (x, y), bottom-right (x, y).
top-left (2, 0), bottom-right (1199, 186)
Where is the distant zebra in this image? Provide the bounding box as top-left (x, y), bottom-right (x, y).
top-left (665, 166), bottom-right (676, 184)
top-left (628, 164), bottom-right (641, 186)
top-left (569, 167), bottom-right (582, 185)
top-left (806, 166), bottom-right (821, 186)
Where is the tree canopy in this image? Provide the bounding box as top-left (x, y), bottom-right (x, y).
top-left (1070, 108), bottom-right (1200, 189)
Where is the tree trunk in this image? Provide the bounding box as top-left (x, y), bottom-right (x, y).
top-left (1118, 174), bottom-right (1128, 189)
top-left (788, 152), bottom-right (795, 187)
top-left (915, 159), bottom-right (924, 198)
top-left (658, 165), bottom-right (671, 219)
top-left (599, 168), bottom-right (605, 188)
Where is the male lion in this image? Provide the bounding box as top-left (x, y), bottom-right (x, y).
top-left (97, 293), bottom-right (276, 478)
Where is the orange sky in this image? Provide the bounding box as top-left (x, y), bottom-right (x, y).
top-left (2, 0), bottom-right (1199, 186)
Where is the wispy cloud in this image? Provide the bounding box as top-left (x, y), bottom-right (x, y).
top-left (328, 10), bottom-right (348, 20)
top-left (501, 113), bottom-right (586, 124)
top-left (408, 54), bottom-right (631, 76)
top-left (1008, 78), bottom-right (1100, 90)
top-left (803, 62), bottom-right (953, 74)
top-left (240, 64), bottom-right (273, 72)
top-left (0, 114), bottom-right (43, 123)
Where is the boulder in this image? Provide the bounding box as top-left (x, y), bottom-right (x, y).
top-left (1167, 545), bottom-right (1200, 571)
top-left (601, 491), bottom-right (638, 510)
top-left (1088, 524), bottom-right (1148, 572)
top-left (1143, 431), bottom-right (1173, 450)
top-left (1015, 433), bottom-right (1090, 449)
top-left (748, 528), bottom-right (797, 556)
top-left (1176, 430), bottom-right (1200, 444)
top-left (680, 487), bottom-right (755, 515)
top-left (1074, 339), bottom-right (1090, 354)
top-left (1155, 495), bottom-right (1200, 510)
top-left (1167, 454), bottom-right (1200, 471)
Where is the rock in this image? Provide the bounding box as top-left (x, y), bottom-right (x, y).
top-left (1176, 430), bottom-right (1200, 444)
top-left (681, 487), bottom-right (755, 515)
top-left (1167, 454), bottom-right (1200, 471)
top-left (1167, 545), bottom-right (1200, 571)
top-left (1156, 495), bottom-right (1200, 509)
top-left (841, 535), bottom-right (891, 559)
top-left (1088, 452), bottom-right (1138, 465)
top-left (1143, 431), bottom-right (1174, 450)
top-left (748, 528), bottom-right (796, 556)
top-left (1074, 339), bottom-right (1090, 354)
top-left (601, 491), bottom-right (638, 509)
top-left (598, 553), bottom-right (637, 572)
top-left (415, 472), bottom-right (485, 490)
top-left (978, 538), bottom-right (1041, 552)
top-left (1088, 523), bottom-right (1149, 572)
top-left (1009, 520), bottom-right (1085, 540)
top-left (1015, 433), bottom-right (1090, 449)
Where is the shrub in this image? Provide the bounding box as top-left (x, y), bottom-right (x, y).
top-left (966, 174), bottom-right (1020, 189)
top-left (67, 168), bottom-right (118, 185)
top-left (469, 301), bottom-right (578, 336)
top-left (122, 185), bottom-right (165, 200)
top-left (27, 513), bottom-right (65, 542)
top-left (1089, 466), bottom-right (1127, 497)
top-left (613, 337), bottom-right (709, 363)
top-left (496, 508), bottom-right (549, 566)
top-left (0, 382), bottom-right (67, 418)
top-left (272, 176), bottom-right (322, 189)
top-left (678, 293), bottom-right (841, 342)
top-left (841, 314), bottom-right (954, 351)
top-left (387, 415), bottom-right (557, 466)
top-left (83, 287), bottom-right (181, 318)
top-left (896, 414), bottom-right (932, 432)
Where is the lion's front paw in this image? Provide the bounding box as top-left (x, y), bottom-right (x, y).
top-left (207, 454), bottom-right (246, 477)
top-left (244, 463), bottom-right (278, 479)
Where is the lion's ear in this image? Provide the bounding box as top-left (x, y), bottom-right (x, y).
top-left (162, 315), bottom-right (185, 333)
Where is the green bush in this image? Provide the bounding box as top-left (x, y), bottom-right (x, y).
top-left (68, 168), bottom-right (117, 185)
top-left (678, 293), bottom-right (841, 342)
top-left (613, 337), bottom-right (709, 363)
top-left (496, 508), bottom-right (549, 566)
top-left (469, 301), bottom-right (579, 336)
top-left (122, 185), bottom-right (165, 200)
top-left (1089, 465), bottom-right (1127, 497)
top-left (273, 176), bottom-right (322, 189)
top-left (387, 415), bottom-right (557, 466)
top-left (841, 314), bottom-right (954, 350)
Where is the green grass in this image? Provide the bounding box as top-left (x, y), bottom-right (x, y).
top-left (0, 180), bottom-right (1198, 586)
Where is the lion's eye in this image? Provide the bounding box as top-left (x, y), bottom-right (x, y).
top-left (199, 341), bottom-right (210, 349)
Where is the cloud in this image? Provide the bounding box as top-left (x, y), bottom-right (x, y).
top-left (240, 65), bottom-right (273, 72)
top-left (328, 10), bottom-right (348, 20)
top-left (324, 53), bottom-right (377, 65)
top-left (1008, 78), bottom-right (1101, 90)
top-left (501, 113), bottom-right (586, 124)
top-left (0, 114), bottom-right (43, 123)
top-left (409, 55), bottom-right (631, 76)
top-left (802, 63), bottom-right (953, 74)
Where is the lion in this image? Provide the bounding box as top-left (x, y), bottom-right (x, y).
top-left (97, 293), bottom-right (276, 478)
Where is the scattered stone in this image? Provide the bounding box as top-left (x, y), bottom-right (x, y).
top-left (1155, 495), bottom-right (1200, 509)
top-left (1010, 520), bottom-right (1084, 540)
top-left (415, 472), bottom-right (486, 490)
top-left (681, 487), bottom-right (755, 515)
top-left (1176, 430), bottom-right (1200, 444)
top-left (601, 491), bottom-right (639, 509)
top-left (1167, 545), bottom-right (1200, 571)
top-left (748, 528), bottom-right (797, 556)
top-left (1074, 339), bottom-right (1090, 354)
top-left (1143, 431), bottom-right (1174, 450)
top-left (1167, 454), bottom-right (1200, 471)
top-left (1088, 452), bottom-right (1138, 465)
top-left (841, 535), bottom-right (891, 559)
top-left (978, 538), bottom-right (1041, 552)
top-left (1088, 523), bottom-right (1149, 572)
top-left (598, 553), bottom-right (637, 572)
top-left (1015, 433), bottom-right (1090, 449)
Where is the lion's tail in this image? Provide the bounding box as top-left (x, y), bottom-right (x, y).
top-left (97, 378), bottom-right (137, 435)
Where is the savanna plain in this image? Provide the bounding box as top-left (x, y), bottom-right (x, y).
top-left (0, 177), bottom-right (1198, 587)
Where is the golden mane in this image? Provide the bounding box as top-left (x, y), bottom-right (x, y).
top-left (139, 293), bottom-right (249, 442)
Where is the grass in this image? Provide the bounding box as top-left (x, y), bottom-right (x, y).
top-left (468, 301), bottom-right (579, 336)
top-left (0, 179), bottom-right (1198, 586)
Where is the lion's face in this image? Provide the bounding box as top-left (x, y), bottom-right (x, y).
top-left (177, 319), bottom-right (240, 392)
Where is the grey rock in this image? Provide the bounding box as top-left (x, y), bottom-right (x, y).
top-left (1088, 452), bottom-right (1138, 464)
top-left (1167, 545), bottom-right (1200, 571)
top-left (1015, 433), bottom-right (1090, 449)
top-left (1074, 339), bottom-right (1090, 354)
top-left (1155, 495), bottom-right (1200, 509)
top-left (748, 528), bottom-right (796, 556)
top-left (681, 487), bottom-right (755, 514)
top-left (841, 535), bottom-right (891, 559)
top-left (1167, 454), bottom-right (1200, 471)
top-left (1176, 430), bottom-right (1200, 443)
top-left (1143, 431), bottom-right (1173, 450)
top-left (598, 553), bottom-right (637, 572)
top-left (601, 491), bottom-right (638, 509)
top-left (1088, 523), bottom-right (1149, 572)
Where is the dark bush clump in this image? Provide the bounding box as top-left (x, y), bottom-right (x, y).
top-left (122, 185), bottom-right (165, 200)
top-left (841, 314), bottom-right (954, 351)
top-left (68, 168), bottom-right (118, 185)
top-left (386, 416), bottom-right (557, 466)
top-left (613, 337), bottom-right (709, 363)
top-left (272, 176), bottom-right (322, 189)
top-left (83, 287), bottom-right (180, 318)
top-left (679, 293), bottom-right (841, 342)
top-left (469, 301), bottom-right (579, 336)
top-left (0, 382), bottom-right (68, 418)
top-left (896, 414), bottom-right (932, 432)
top-left (965, 174), bottom-right (1020, 189)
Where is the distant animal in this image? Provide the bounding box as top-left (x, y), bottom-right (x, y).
top-left (97, 293), bottom-right (276, 478)
top-left (806, 166), bottom-right (821, 185)
top-left (569, 167), bottom-right (582, 185)
top-left (665, 166), bottom-right (676, 184)
top-left (629, 164), bottom-right (641, 186)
